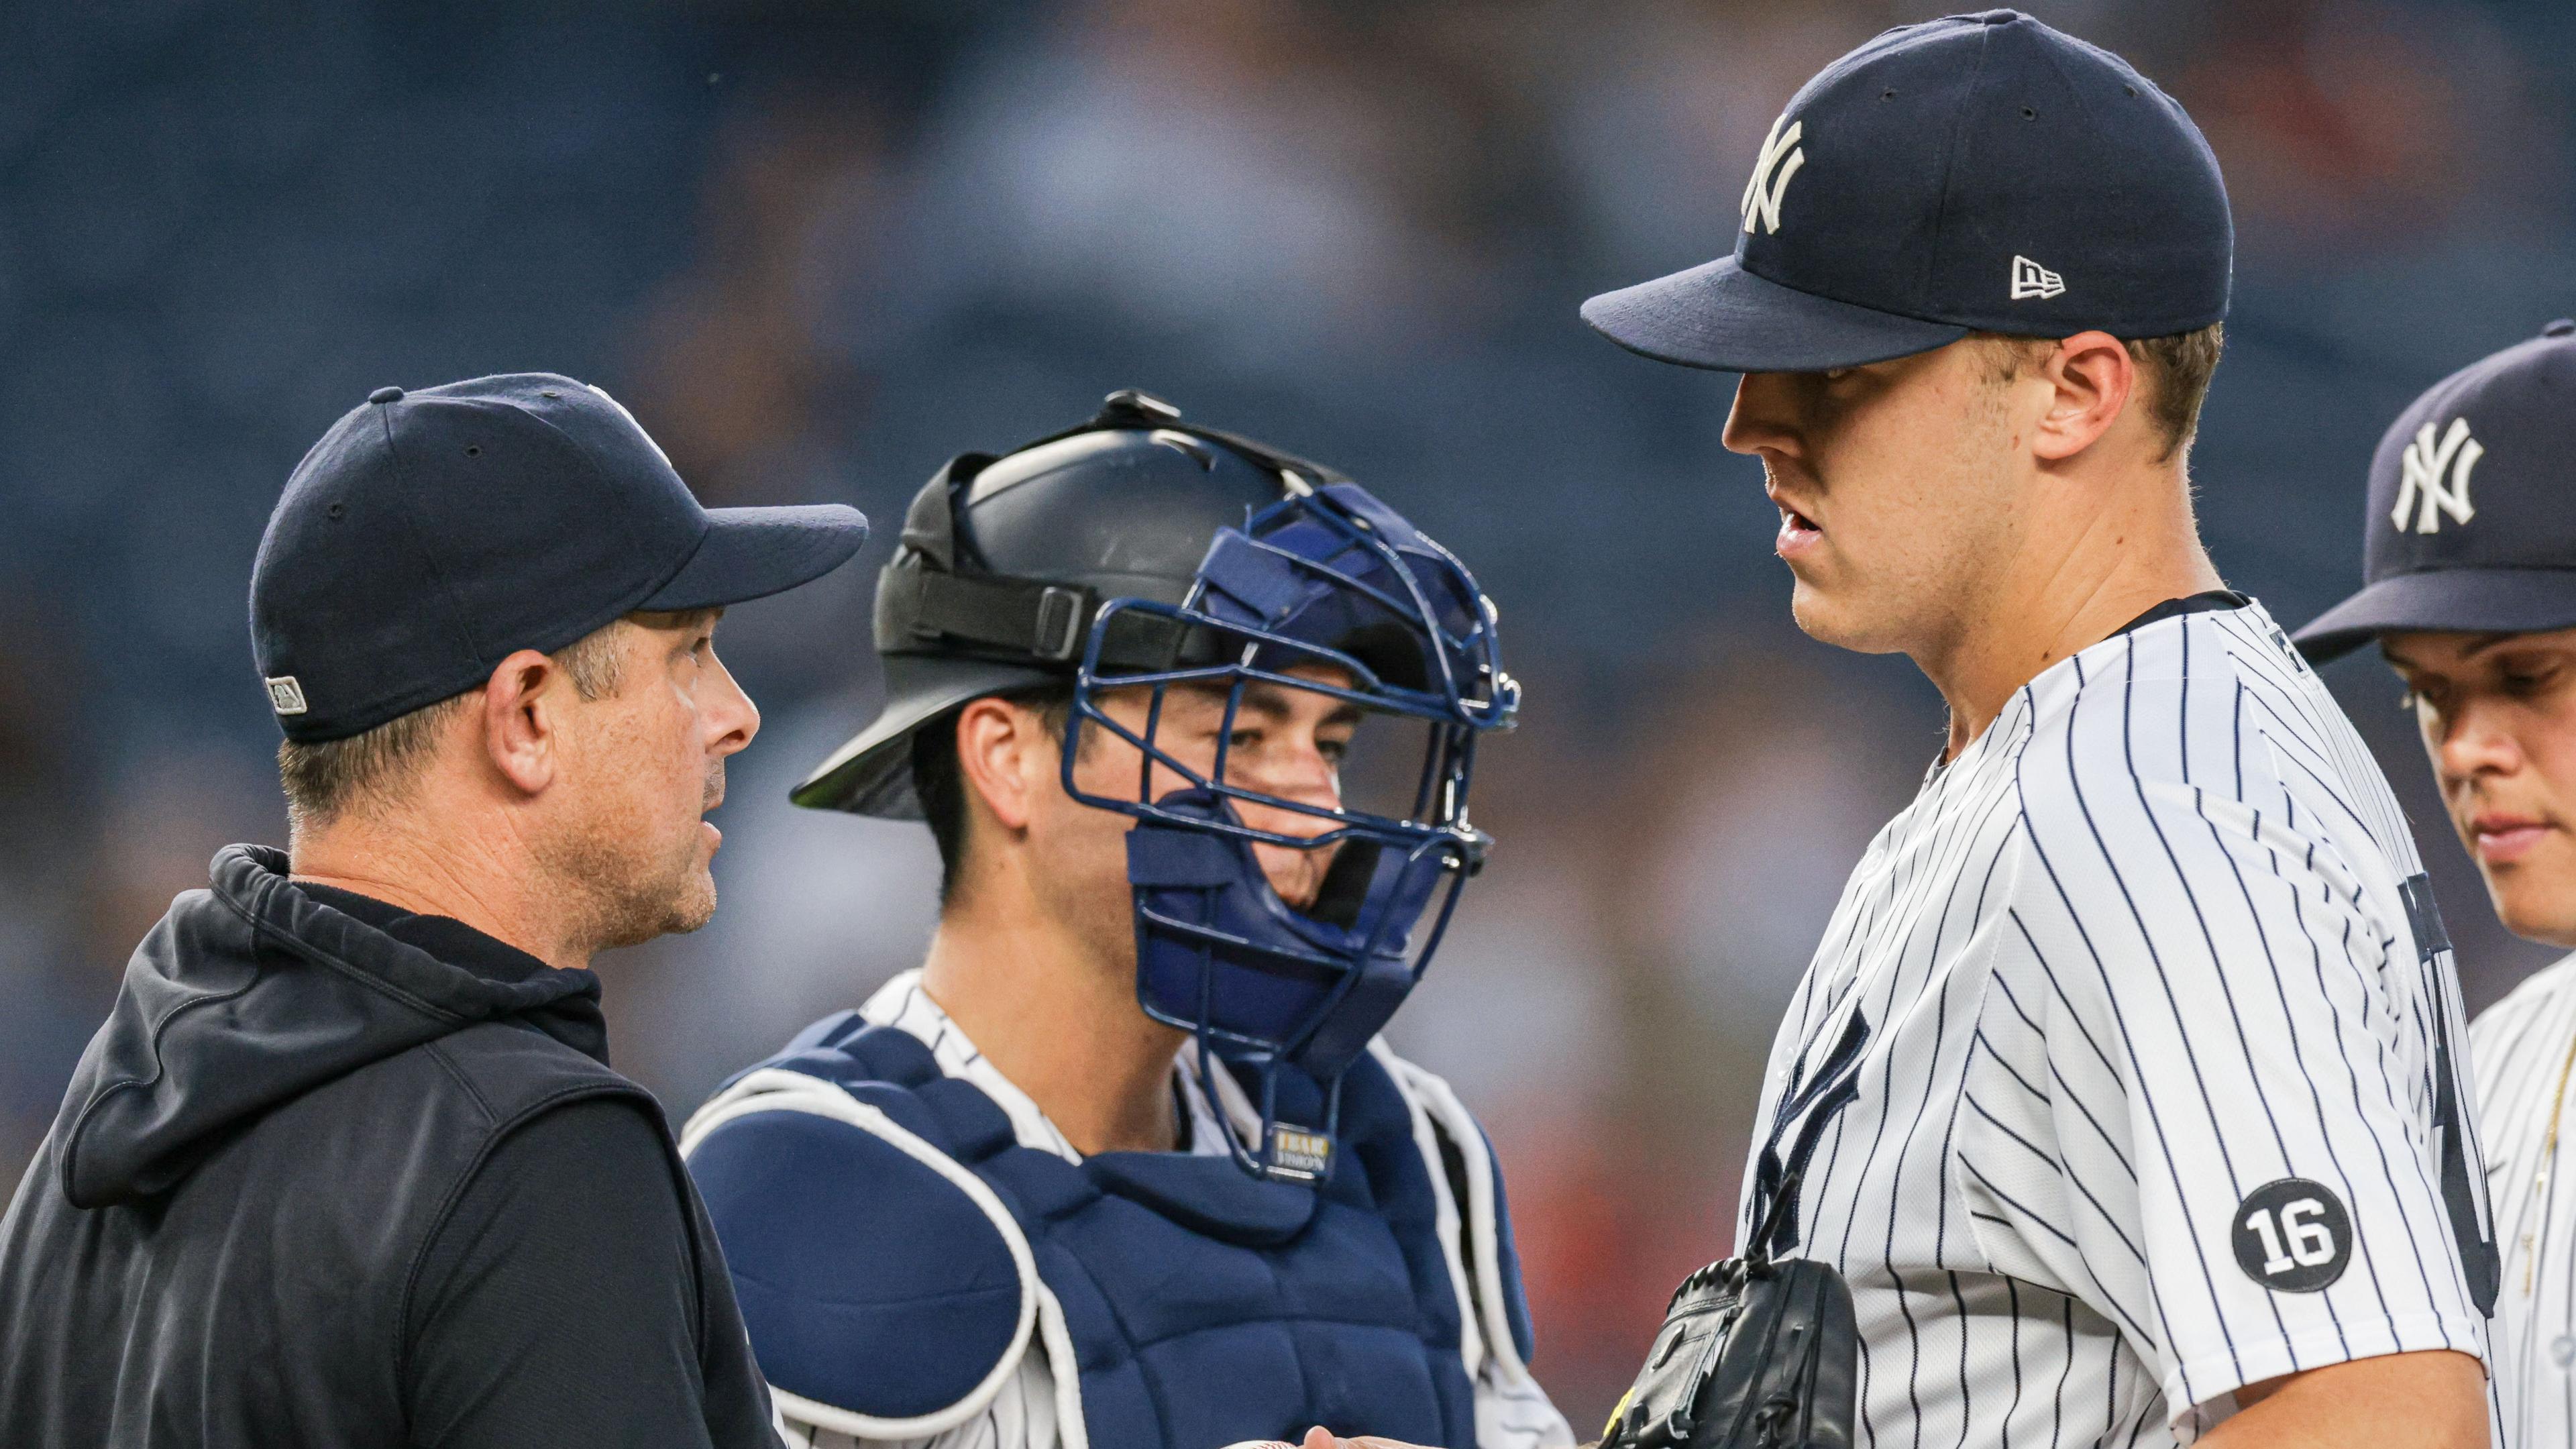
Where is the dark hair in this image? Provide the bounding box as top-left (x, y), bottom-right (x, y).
top-left (911, 682), bottom-right (1075, 906)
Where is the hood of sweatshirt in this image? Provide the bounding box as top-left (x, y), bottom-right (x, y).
top-left (52, 844), bottom-right (608, 1208)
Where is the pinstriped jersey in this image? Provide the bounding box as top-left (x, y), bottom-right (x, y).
top-left (2468, 952), bottom-right (2576, 1447)
top-left (1739, 597), bottom-right (2496, 1446)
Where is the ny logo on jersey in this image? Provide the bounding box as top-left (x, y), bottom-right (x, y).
top-left (1740, 115), bottom-right (1805, 235)
top-left (2008, 255), bottom-right (2065, 300)
top-left (2392, 416), bottom-right (2482, 534)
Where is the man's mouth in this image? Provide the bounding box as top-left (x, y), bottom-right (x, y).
top-left (1252, 839), bottom-right (1336, 913)
top-left (701, 767), bottom-right (728, 851)
top-left (2469, 812), bottom-right (2554, 865)
top-left (1775, 500), bottom-right (1823, 558)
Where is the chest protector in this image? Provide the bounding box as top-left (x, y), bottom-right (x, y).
top-left (684, 1017), bottom-right (1532, 1449)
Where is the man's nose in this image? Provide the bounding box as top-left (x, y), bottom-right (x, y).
top-left (2434, 696), bottom-right (2522, 784)
top-left (1721, 370), bottom-right (1805, 459)
top-left (1230, 749), bottom-right (1342, 837)
top-left (706, 655), bottom-right (761, 758)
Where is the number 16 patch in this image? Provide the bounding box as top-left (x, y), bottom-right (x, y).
top-left (2232, 1178), bottom-right (2353, 1292)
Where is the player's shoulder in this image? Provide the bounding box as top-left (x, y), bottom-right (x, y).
top-left (680, 1033), bottom-right (1038, 1440)
top-left (1987, 597), bottom-right (2434, 932)
top-left (2015, 598), bottom-right (2338, 803)
top-left (1365, 1038), bottom-right (1491, 1167)
top-left (2471, 952), bottom-right (2576, 1055)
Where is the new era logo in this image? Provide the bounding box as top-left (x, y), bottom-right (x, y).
top-left (1739, 115), bottom-right (1806, 236)
top-left (2009, 256), bottom-right (2065, 300)
top-left (265, 676), bottom-right (309, 716)
top-left (2393, 416), bottom-right (2481, 534)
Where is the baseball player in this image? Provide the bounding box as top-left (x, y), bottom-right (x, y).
top-left (1573, 12), bottom-right (2499, 1448)
top-left (677, 393), bottom-right (1574, 1449)
top-left (2295, 321), bottom-right (2576, 1446)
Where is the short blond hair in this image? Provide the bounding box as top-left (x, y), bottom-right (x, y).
top-left (1976, 323), bottom-right (2225, 463)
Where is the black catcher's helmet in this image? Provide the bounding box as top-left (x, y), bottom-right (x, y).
top-left (793, 391), bottom-right (1320, 817)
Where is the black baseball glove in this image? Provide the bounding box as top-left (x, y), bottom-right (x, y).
top-left (1599, 1191), bottom-right (1856, 1449)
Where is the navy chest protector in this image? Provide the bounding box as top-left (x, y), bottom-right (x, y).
top-left (682, 1017), bottom-right (1534, 1449)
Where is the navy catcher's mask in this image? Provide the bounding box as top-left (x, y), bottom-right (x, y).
top-left (795, 391), bottom-right (1517, 1183)
top-left (1069, 473), bottom-right (1516, 1182)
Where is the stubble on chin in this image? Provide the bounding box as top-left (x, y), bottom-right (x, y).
top-left (538, 786), bottom-right (723, 957)
top-left (651, 866), bottom-right (719, 940)
top-left (639, 761), bottom-right (731, 941)
top-left (537, 826), bottom-right (716, 955)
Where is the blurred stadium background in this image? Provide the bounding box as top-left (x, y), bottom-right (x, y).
top-left (3, 0), bottom-right (2572, 1430)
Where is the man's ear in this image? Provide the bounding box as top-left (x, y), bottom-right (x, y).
top-left (479, 648), bottom-right (568, 797)
top-left (2031, 330), bottom-right (2139, 464)
top-left (952, 696), bottom-right (1046, 835)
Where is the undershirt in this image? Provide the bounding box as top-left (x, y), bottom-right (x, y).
top-left (298, 883), bottom-right (772, 1449)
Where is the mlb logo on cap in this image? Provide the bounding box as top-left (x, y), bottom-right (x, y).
top-left (1581, 9), bottom-right (2231, 374)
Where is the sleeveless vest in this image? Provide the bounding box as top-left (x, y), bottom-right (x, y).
top-left (3, 1024), bottom-right (743, 1448)
top-left (684, 1015), bottom-right (1538, 1449)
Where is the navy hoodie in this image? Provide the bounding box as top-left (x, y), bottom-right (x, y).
top-left (0, 845), bottom-right (773, 1448)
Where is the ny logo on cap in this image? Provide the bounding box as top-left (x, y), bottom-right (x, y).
top-left (2010, 256), bottom-right (2065, 300)
top-left (1740, 115), bottom-right (1805, 235)
top-left (265, 676), bottom-right (309, 716)
top-left (2393, 417), bottom-right (2482, 534)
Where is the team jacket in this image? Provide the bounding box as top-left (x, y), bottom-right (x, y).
top-left (680, 973), bottom-right (1572, 1449)
top-left (0, 845), bottom-right (773, 1449)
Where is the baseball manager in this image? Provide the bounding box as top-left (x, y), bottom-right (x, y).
top-left (0, 375), bottom-right (866, 1449)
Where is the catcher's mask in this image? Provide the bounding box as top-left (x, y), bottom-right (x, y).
top-left (796, 391), bottom-right (1518, 1183)
top-left (1072, 472), bottom-right (1515, 1182)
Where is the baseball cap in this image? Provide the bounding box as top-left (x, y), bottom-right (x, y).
top-left (1580, 9), bottom-right (2233, 373)
top-left (2294, 321), bottom-right (2576, 663)
top-left (250, 373), bottom-right (869, 741)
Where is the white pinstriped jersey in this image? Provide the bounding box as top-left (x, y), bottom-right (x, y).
top-left (1740, 598), bottom-right (2497, 1446)
top-left (767, 972), bottom-right (1574, 1449)
top-left (2469, 953), bottom-right (2576, 1447)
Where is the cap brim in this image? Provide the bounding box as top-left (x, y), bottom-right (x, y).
top-left (641, 503), bottom-right (869, 611)
top-left (792, 654), bottom-right (1062, 818)
top-left (2294, 568), bottom-right (2576, 663)
top-left (1580, 255), bottom-right (1969, 373)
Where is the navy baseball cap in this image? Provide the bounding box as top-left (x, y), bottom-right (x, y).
top-left (250, 373), bottom-right (869, 742)
top-left (1581, 10), bottom-right (2232, 373)
top-left (2294, 321), bottom-right (2576, 663)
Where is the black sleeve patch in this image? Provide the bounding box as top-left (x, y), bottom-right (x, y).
top-left (2231, 1178), bottom-right (2353, 1292)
